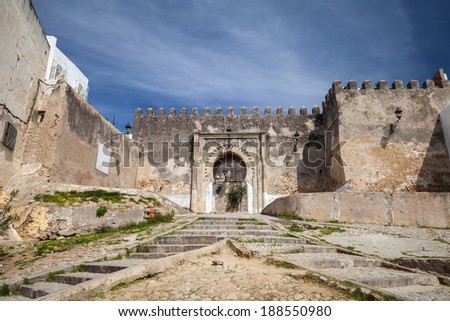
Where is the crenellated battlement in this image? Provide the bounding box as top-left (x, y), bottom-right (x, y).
top-left (327, 69), bottom-right (450, 97)
top-left (134, 105), bottom-right (321, 120)
top-left (322, 69), bottom-right (450, 112)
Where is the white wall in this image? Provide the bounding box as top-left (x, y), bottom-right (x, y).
top-left (441, 105), bottom-right (450, 160)
top-left (45, 36), bottom-right (89, 100)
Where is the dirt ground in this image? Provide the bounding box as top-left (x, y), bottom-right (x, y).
top-left (89, 246), bottom-right (352, 301)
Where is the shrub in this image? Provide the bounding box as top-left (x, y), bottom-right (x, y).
top-left (226, 185), bottom-right (246, 212)
top-left (96, 206), bottom-right (107, 217)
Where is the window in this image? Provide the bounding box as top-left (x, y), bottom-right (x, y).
top-left (50, 62), bottom-right (65, 81)
top-left (37, 111), bottom-right (46, 123)
top-left (76, 83), bottom-right (84, 96)
top-left (3, 122), bottom-right (17, 150)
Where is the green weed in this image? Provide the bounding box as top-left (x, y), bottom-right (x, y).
top-left (96, 206), bottom-right (107, 217)
top-left (319, 226), bottom-right (345, 236)
top-left (72, 265), bottom-right (85, 273)
top-left (0, 284), bottom-right (10, 296)
top-left (34, 190), bottom-right (127, 206)
top-left (22, 278), bottom-right (34, 285)
top-left (288, 225), bottom-right (305, 233)
top-left (45, 270), bottom-right (65, 282)
top-left (278, 212), bottom-right (299, 220)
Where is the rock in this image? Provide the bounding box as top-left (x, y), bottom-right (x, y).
top-left (294, 293), bottom-right (304, 300)
top-left (361, 288), bottom-right (372, 296)
top-left (226, 293), bottom-right (239, 300)
top-left (319, 276), bottom-right (328, 283)
top-left (212, 260), bottom-right (224, 266)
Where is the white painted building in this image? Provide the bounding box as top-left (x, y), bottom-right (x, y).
top-left (45, 36), bottom-right (89, 100)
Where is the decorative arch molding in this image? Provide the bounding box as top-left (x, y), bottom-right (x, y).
top-left (204, 144), bottom-right (255, 184)
top-left (190, 132), bottom-right (264, 214)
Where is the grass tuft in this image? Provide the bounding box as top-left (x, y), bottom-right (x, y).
top-left (0, 284), bottom-right (10, 296)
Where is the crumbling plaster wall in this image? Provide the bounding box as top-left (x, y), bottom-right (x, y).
top-left (323, 79), bottom-right (450, 192)
top-left (0, 0), bottom-right (49, 188)
top-left (21, 82), bottom-right (138, 188)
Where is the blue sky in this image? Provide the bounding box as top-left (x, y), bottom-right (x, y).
top-left (32, 0), bottom-right (450, 132)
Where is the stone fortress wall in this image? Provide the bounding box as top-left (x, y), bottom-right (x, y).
top-left (323, 71), bottom-right (450, 193)
top-left (264, 72), bottom-right (450, 227)
top-left (20, 81), bottom-right (139, 188)
top-left (133, 105), bottom-right (328, 211)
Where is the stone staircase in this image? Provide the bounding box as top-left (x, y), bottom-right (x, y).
top-left (13, 216), bottom-right (290, 300)
top-left (5, 215), bottom-right (450, 300)
top-left (261, 246), bottom-right (450, 300)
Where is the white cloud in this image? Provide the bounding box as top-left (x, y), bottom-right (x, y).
top-left (33, 0), bottom-right (417, 112)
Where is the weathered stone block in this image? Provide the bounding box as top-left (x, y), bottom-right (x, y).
top-left (312, 105), bottom-right (320, 115)
top-left (376, 80), bottom-right (388, 90)
top-left (362, 80), bottom-right (372, 90)
top-left (423, 79), bottom-right (435, 89)
top-left (392, 80), bottom-right (404, 89)
top-left (392, 193), bottom-right (450, 228)
top-left (407, 80), bottom-right (420, 89)
top-left (337, 193), bottom-right (388, 225)
top-left (297, 193), bottom-right (333, 221)
top-left (346, 80), bottom-right (358, 90)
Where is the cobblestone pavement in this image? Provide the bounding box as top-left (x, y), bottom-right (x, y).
top-left (90, 247), bottom-right (352, 301)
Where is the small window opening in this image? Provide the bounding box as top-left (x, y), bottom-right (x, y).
top-left (37, 111), bottom-right (46, 123)
top-left (3, 122), bottom-right (17, 150)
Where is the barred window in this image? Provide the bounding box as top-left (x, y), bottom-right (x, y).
top-left (3, 122), bottom-right (17, 150)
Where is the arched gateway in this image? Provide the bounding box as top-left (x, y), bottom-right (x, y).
top-left (190, 131), bottom-right (263, 213)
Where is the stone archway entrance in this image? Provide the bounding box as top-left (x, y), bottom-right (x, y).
top-left (190, 131), bottom-right (263, 214)
top-left (213, 152), bottom-right (247, 212)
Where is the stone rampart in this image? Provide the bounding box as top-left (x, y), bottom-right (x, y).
top-left (262, 192), bottom-right (450, 228)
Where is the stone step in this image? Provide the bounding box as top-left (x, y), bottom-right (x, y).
top-left (197, 217), bottom-right (253, 222)
top-left (20, 282), bottom-right (74, 299)
top-left (237, 243), bottom-right (337, 256)
top-left (175, 229), bottom-right (282, 236)
top-left (130, 252), bottom-right (177, 259)
top-left (82, 259), bottom-right (148, 274)
top-left (188, 224), bottom-right (272, 230)
top-left (322, 267), bottom-right (441, 288)
top-left (379, 284), bottom-right (450, 301)
top-left (138, 244), bottom-right (209, 253)
top-left (228, 236), bottom-right (307, 244)
top-left (53, 272), bottom-right (103, 285)
top-left (157, 235), bottom-right (218, 245)
top-left (261, 236), bottom-right (307, 244)
top-left (274, 253), bottom-right (382, 269)
top-left (193, 220), bottom-right (260, 225)
top-left (300, 245), bottom-right (338, 253)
